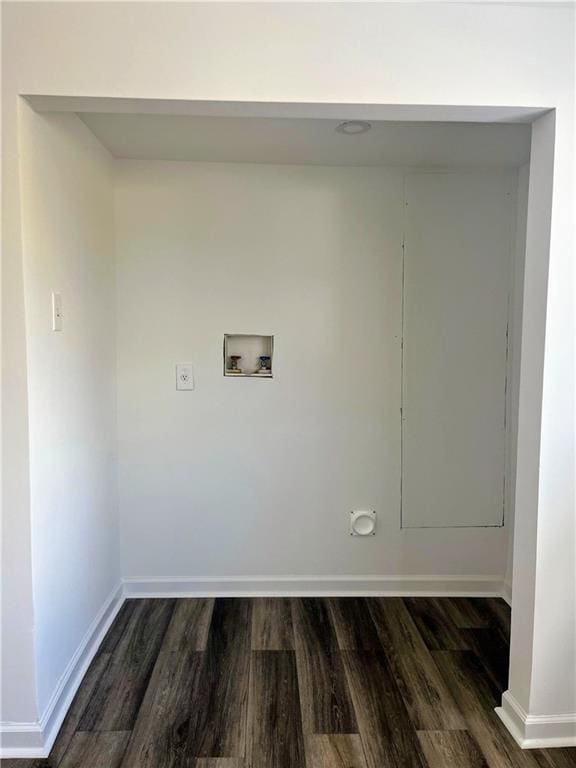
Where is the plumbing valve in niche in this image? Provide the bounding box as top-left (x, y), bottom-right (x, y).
top-left (226, 355), bottom-right (243, 375)
top-left (254, 355), bottom-right (272, 376)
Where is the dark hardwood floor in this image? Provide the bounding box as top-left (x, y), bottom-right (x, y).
top-left (3, 597), bottom-right (575, 768)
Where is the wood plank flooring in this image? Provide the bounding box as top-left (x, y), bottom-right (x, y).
top-left (3, 597), bottom-right (575, 768)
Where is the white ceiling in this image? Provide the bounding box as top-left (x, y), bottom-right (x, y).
top-left (78, 113), bottom-right (531, 168)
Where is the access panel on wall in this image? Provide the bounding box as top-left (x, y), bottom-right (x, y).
top-left (401, 172), bottom-right (514, 528)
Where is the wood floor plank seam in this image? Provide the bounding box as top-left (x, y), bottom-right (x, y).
top-left (366, 597), bottom-right (467, 731)
top-left (342, 649), bottom-right (428, 768)
top-left (416, 729), bottom-right (490, 768)
top-left (182, 598), bottom-right (252, 763)
top-left (304, 734), bottom-right (369, 768)
top-left (291, 598), bottom-right (358, 735)
top-left (251, 598), bottom-right (294, 651)
top-left (247, 651), bottom-right (306, 768)
top-left (78, 598), bottom-right (176, 733)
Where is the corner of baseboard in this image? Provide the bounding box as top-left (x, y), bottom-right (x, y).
top-left (0, 581), bottom-right (125, 759)
top-left (496, 690), bottom-right (576, 749)
top-left (501, 579), bottom-right (512, 606)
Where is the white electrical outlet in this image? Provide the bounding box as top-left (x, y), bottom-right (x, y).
top-left (350, 510), bottom-right (376, 536)
top-left (176, 363), bottom-right (194, 390)
top-left (51, 292), bottom-right (63, 331)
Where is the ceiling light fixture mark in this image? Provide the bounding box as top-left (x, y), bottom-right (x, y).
top-left (335, 120), bottom-right (372, 135)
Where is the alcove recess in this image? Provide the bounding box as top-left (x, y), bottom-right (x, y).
top-left (224, 334), bottom-right (274, 378)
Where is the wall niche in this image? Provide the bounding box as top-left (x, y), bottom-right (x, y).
top-left (224, 334), bottom-right (274, 378)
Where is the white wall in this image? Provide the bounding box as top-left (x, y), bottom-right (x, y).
top-left (116, 159), bottom-right (513, 580)
top-left (505, 162), bottom-right (530, 593)
top-left (1, 103), bottom-right (39, 725)
top-left (17, 106), bottom-right (120, 717)
top-left (501, 112), bottom-right (576, 736)
top-left (2, 0), bottom-right (574, 746)
top-left (527, 113), bottom-right (576, 721)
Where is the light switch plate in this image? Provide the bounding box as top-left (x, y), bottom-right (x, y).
top-left (176, 363), bottom-right (194, 390)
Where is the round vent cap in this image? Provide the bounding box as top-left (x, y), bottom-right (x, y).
top-left (350, 510), bottom-right (376, 536)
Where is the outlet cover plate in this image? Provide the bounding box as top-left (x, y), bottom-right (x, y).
top-left (176, 363), bottom-right (194, 390)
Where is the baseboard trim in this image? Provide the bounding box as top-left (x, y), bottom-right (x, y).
top-left (0, 582), bottom-right (124, 759)
top-left (0, 722), bottom-right (45, 758)
top-left (501, 579), bottom-right (512, 606)
top-left (496, 690), bottom-right (576, 749)
top-left (123, 574), bottom-right (506, 598)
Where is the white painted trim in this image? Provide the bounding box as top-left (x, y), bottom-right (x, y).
top-left (0, 723), bottom-right (45, 758)
top-left (123, 574), bottom-right (506, 598)
top-left (496, 690), bottom-right (576, 749)
top-left (0, 582), bottom-right (124, 759)
top-left (501, 579), bottom-right (513, 606)
top-left (24, 95), bottom-right (549, 125)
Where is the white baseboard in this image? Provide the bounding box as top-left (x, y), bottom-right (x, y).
top-left (0, 582), bottom-right (124, 759)
top-left (501, 579), bottom-right (512, 606)
top-left (496, 690), bottom-right (576, 749)
top-left (0, 722), bottom-right (45, 758)
top-left (123, 573), bottom-right (506, 598)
